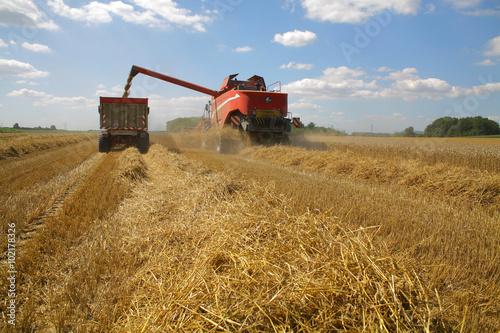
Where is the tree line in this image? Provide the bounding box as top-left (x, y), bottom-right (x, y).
top-left (11, 123), bottom-right (57, 130)
top-left (424, 116), bottom-right (500, 137)
top-left (291, 121), bottom-right (347, 136)
top-left (165, 116), bottom-right (500, 138)
top-left (166, 117), bottom-right (200, 132)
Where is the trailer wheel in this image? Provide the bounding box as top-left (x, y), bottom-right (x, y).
top-left (98, 133), bottom-right (111, 153)
top-left (137, 132), bottom-right (150, 154)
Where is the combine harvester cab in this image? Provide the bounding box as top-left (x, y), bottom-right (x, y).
top-left (98, 97), bottom-right (150, 153)
top-left (123, 65), bottom-right (300, 153)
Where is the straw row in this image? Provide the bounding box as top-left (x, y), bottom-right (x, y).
top-left (249, 145), bottom-right (500, 208)
top-left (102, 144), bottom-right (442, 331)
top-left (303, 135), bottom-right (500, 173)
top-left (0, 133), bottom-right (95, 159)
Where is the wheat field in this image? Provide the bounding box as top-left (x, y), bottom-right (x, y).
top-left (1, 132), bottom-right (499, 332)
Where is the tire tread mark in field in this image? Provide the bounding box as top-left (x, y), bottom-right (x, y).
top-left (0, 139), bottom-right (98, 196)
top-left (0, 153), bottom-right (105, 264)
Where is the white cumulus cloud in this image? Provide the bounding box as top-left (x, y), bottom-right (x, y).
top-left (376, 67), bottom-right (419, 81)
top-left (280, 62), bottom-right (314, 70)
top-left (15, 80), bottom-right (38, 85)
top-left (48, 0), bottom-right (212, 31)
top-left (131, 0), bottom-right (212, 31)
top-left (148, 94), bottom-right (208, 118)
top-left (321, 66), bottom-right (365, 81)
top-left (0, 0), bottom-right (59, 30)
top-left (300, 0), bottom-right (420, 24)
top-left (376, 66), bottom-right (395, 72)
top-left (284, 66), bottom-right (377, 100)
top-left (48, 0), bottom-right (109, 23)
top-left (473, 59), bottom-right (497, 66)
top-left (283, 66), bottom-right (500, 102)
top-left (22, 42), bottom-right (53, 54)
top-left (462, 8), bottom-right (500, 17)
top-left (7, 88), bottom-right (95, 108)
top-left (484, 36), bottom-right (500, 57)
top-left (45, 96), bottom-right (95, 107)
top-left (386, 78), bottom-right (452, 101)
top-left (233, 46), bottom-right (253, 53)
top-left (289, 100), bottom-right (325, 110)
top-left (95, 84), bottom-right (124, 96)
top-left (443, 0), bottom-right (482, 9)
top-left (7, 88), bottom-right (51, 99)
top-left (0, 59), bottom-right (49, 79)
top-left (425, 4), bottom-right (436, 14)
top-left (273, 30), bottom-right (317, 47)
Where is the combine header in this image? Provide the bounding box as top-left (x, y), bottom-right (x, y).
top-left (123, 65), bottom-right (300, 153)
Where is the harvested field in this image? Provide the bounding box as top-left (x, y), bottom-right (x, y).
top-left (303, 135), bottom-right (500, 173)
top-left (1, 133), bottom-right (499, 332)
top-left (0, 133), bottom-right (95, 160)
top-left (0, 134), bottom-right (99, 248)
top-left (248, 145), bottom-right (500, 208)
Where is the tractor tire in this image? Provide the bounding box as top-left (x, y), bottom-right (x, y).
top-left (201, 135), bottom-right (215, 151)
top-left (280, 134), bottom-right (290, 145)
top-left (216, 127), bottom-right (247, 154)
top-left (257, 132), bottom-right (274, 146)
top-left (98, 133), bottom-right (111, 153)
top-left (201, 139), bottom-right (209, 150)
top-left (137, 132), bottom-right (150, 154)
top-left (216, 134), bottom-right (230, 154)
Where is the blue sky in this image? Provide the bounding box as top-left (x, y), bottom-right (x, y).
top-left (0, 0), bottom-right (499, 133)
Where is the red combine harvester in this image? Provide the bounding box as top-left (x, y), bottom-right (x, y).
top-left (123, 65), bottom-right (300, 153)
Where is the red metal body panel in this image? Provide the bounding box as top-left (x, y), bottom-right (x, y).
top-left (210, 90), bottom-right (287, 129)
top-left (220, 74), bottom-right (239, 91)
top-left (100, 97), bottom-right (148, 105)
